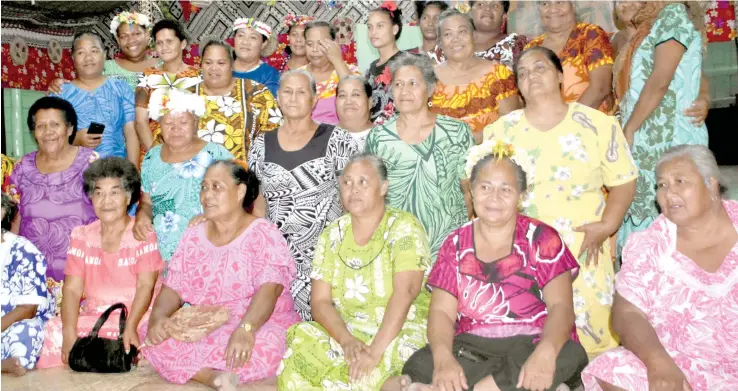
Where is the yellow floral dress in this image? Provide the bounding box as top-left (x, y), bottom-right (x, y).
top-left (1, 154), bottom-right (15, 192)
top-left (483, 103), bottom-right (638, 357)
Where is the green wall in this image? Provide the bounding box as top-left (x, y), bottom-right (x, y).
top-left (3, 88), bottom-right (44, 159)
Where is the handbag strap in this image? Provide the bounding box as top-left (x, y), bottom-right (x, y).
top-left (89, 303), bottom-right (128, 340)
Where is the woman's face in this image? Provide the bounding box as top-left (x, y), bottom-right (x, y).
top-left (615, 1), bottom-right (645, 25)
top-left (288, 25), bottom-right (307, 57)
top-left (200, 165), bottom-right (245, 220)
top-left (471, 1), bottom-right (505, 33)
top-left (34, 109), bottom-right (73, 155)
top-left (420, 4), bottom-right (443, 41)
top-left (539, 0), bottom-right (576, 32)
top-left (159, 111), bottom-right (198, 149)
top-left (277, 73), bottom-right (315, 119)
top-left (516, 50), bottom-right (563, 101)
top-left (116, 23), bottom-right (149, 59)
top-left (91, 177), bottom-right (130, 223)
top-left (340, 160), bottom-right (387, 216)
top-left (305, 26), bottom-right (332, 67)
top-left (155, 28), bottom-right (186, 63)
top-left (336, 79), bottom-right (371, 125)
top-left (439, 15), bottom-right (475, 60)
top-left (656, 157), bottom-right (717, 227)
top-left (392, 65), bottom-right (430, 114)
top-left (472, 160), bottom-right (521, 226)
top-left (367, 11), bottom-right (398, 49)
top-left (201, 45), bottom-right (233, 89)
top-left (234, 28), bottom-right (265, 63)
top-left (73, 35), bottom-right (105, 78)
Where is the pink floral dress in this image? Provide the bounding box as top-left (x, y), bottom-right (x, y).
top-left (142, 219), bottom-right (300, 384)
top-left (582, 200), bottom-right (738, 390)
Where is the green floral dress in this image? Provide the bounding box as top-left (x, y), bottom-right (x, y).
top-left (277, 207), bottom-right (432, 390)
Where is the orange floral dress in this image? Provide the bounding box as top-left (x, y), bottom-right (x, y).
top-left (431, 64), bottom-right (518, 138)
top-left (526, 23), bottom-right (615, 114)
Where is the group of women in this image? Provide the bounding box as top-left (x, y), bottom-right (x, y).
top-left (2, 1), bottom-right (736, 391)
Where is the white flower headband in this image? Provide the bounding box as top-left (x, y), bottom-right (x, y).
top-left (110, 11), bottom-right (151, 35)
top-left (148, 89), bottom-right (206, 122)
top-left (233, 18), bottom-right (273, 38)
top-left (465, 139), bottom-right (533, 180)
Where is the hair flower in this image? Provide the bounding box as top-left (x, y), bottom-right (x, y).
top-left (109, 11), bottom-right (151, 35)
top-left (148, 89), bottom-right (206, 122)
top-left (465, 139), bottom-right (534, 181)
top-left (381, 0), bottom-right (398, 16)
top-left (283, 14), bottom-right (315, 29)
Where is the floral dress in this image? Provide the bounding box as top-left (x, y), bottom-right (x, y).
top-left (141, 143), bottom-right (232, 264)
top-left (428, 33), bottom-right (529, 69)
top-left (277, 207), bottom-right (432, 390)
top-left (1, 232), bottom-right (51, 370)
top-left (366, 51), bottom-right (403, 125)
top-left (299, 64), bottom-right (361, 125)
top-left (483, 104), bottom-right (638, 358)
top-left (1, 154), bottom-right (14, 190)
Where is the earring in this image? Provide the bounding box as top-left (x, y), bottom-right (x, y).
top-left (501, 15), bottom-right (508, 34)
top-left (427, 101), bottom-right (433, 108)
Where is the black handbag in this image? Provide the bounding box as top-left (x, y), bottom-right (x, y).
top-left (68, 302), bottom-right (138, 373)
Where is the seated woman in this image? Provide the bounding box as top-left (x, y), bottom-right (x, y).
top-left (397, 140), bottom-right (588, 391)
top-left (336, 75), bottom-right (375, 150)
top-left (36, 157), bottom-right (164, 368)
top-left (583, 145), bottom-right (738, 390)
top-left (1, 193), bottom-right (51, 376)
top-left (278, 153), bottom-right (432, 390)
top-left (144, 160), bottom-right (299, 390)
top-left (431, 9), bottom-right (521, 142)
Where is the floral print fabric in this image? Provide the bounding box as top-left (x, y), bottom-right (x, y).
top-left (582, 200), bottom-right (738, 390)
top-left (428, 33), bottom-right (529, 69)
top-left (1, 154), bottom-right (14, 191)
top-left (277, 207), bottom-right (432, 390)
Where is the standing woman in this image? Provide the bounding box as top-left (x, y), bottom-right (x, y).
top-left (335, 75), bottom-right (374, 150)
top-left (483, 47), bottom-right (638, 358)
top-left (365, 53), bottom-right (473, 259)
top-left (231, 18), bottom-right (280, 96)
top-left (615, 2), bottom-right (710, 255)
top-left (365, 2), bottom-right (404, 125)
top-left (248, 70), bottom-right (359, 321)
top-left (416, 1), bottom-right (448, 57)
top-left (280, 14), bottom-right (314, 72)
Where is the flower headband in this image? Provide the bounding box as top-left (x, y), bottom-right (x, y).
top-left (233, 18), bottom-right (273, 38)
top-left (380, 0), bottom-right (398, 17)
top-left (148, 89), bottom-right (206, 122)
top-left (283, 14), bottom-right (315, 29)
top-left (465, 139), bottom-right (532, 180)
top-left (110, 11), bottom-right (151, 35)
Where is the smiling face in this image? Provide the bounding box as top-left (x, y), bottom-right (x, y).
top-left (116, 23), bottom-right (150, 59)
top-left (539, 0), bottom-right (576, 33)
top-left (392, 65), bottom-right (430, 114)
top-left (367, 10), bottom-right (399, 49)
top-left (34, 109), bottom-right (73, 155)
top-left (288, 25), bottom-right (307, 57)
top-left (73, 35), bottom-right (105, 78)
top-left (277, 73), bottom-right (315, 119)
top-left (471, 1), bottom-right (505, 33)
top-left (420, 4), bottom-right (443, 41)
top-left (515, 49), bottom-right (563, 102)
top-left (339, 160), bottom-right (388, 217)
top-left (439, 14), bottom-right (475, 61)
top-left (234, 27), bottom-right (265, 63)
top-left (656, 157), bottom-right (718, 227)
top-left (155, 28), bottom-right (186, 63)
top-left (472, 159), bottom-right (522, 226)
top-left (336, 78), bottom-right (371, 124)
top-left (615, 1), bottom-right (645, 25)
top-left (200, 164), bottom-right (246, 220)
top-left (201, 45), bottom-right (233, 89)
top-left (91, 177), bottom-right (131, 223)
top-left (159, 111), bottom-right (198, 149)
top-left (305, 26), bottom-right (332, 67)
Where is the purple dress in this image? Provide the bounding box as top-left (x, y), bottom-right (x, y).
top-left (7, 148), bottom-right (97, 282)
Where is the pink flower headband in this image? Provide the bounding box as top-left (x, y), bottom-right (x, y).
top-left (233, 18), bottom-right (273, 38)
top-left (283, 14), bottom-right (315, 29)
top-left (380, 0), bottom-right (399, 17)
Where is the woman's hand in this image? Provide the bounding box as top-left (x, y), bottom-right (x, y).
top-left (647, 355), bottom-right (693, 391)
top-left (320, 39), bottom-right (344, 66)
top-left (432, 354), bottom-right (468, 391)
top-left (188, 214), bottom-right (207, 228)
top-left (61, 331), bottom-right (77, 365)
top-left (122, 327), bottom-right (140, 354)
top-left (573, 221), bottom-right (614, 268)
top-left (516, 342), bottom-right (557, 391)
top-left (683, 98), bottom-right (708, 126)
top-left (340, 335), bottom-right (369, 365)
top-left (74, 129), bottom-right (103, 149)
top-left (133, 213), bottom-right (154, 241)
top-left (225, 328), bottom-right (255, 370)
top-left (145, 317), bottom-right (172, 346)
top-left (348, 348), bottom-right (381, 383)
top-left (47, 78), bottom-right (69, 95)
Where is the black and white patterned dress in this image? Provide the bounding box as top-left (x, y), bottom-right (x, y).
top-left (248, 124), bottom-right (359, 320)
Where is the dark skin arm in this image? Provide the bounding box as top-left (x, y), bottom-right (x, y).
top-left (578, 65), bottom-right (613, 110)
top-left (144, 285), bottom-right (183, 346)
top-left (122, 271), bottom-right (159, 353)
top-left (133, 192), bottom-right (154, 241)
top-left (311, 279), bottom-right (366, 361)
top-left (61, 275), bottom-right (84, 364)
top-left (427, 288), bottom-right (469, 391)
top-left (1, 305), bottom-right (38, 332)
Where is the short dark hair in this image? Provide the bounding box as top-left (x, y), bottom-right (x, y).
top-left (1, 193), bottom-right (17, 232)
top-left (514, 46), bottom-right (564, 76)
top-left (27, 96), bottom-right (78, 144)
top-left (416, 1), bottom-right (449, 19)
top-left (469, 0), bottom-right (510, 13)
top-left (207, 160), bottom-right (261, 212)
top-left (72, 31), bottom-right (104, 52)
top-left (370, 6), bottom-right (404, 40)
top-left (304, 21), bottom-right (336, 41)
top-left (337, 75), bottom-right (373, 99)
top-left (83, 157), bottom-right (142, 207)
top-left (152, 19), bottom-right (187, 42)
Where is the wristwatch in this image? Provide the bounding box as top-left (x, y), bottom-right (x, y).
top-left (239, 323), bottom-right (253, 333)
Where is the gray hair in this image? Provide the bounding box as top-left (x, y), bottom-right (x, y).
top-left (337, 75), bottom-right (373, 99)
top-left (200, 39), bottom-right (234, 65)
top-left (279, 69), bottom-right (317, 96)
top-left (469, 155), bottom-right (528, 193)
top-left (436, 9), bottom-right (476, 41)
top-left (1, 193), bottom-right (17, 232)
top-left (388, 52), bottom-right (438, 97)
top-left (343, 152), bottom-right (388, 182)
top-left (657, 144), bottom-right (727, 195)
top-left (83, 157), bottom-right (142, 208)
top-left (72, 31), bottom-right (104, 52)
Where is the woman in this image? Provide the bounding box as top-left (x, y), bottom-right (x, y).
top-left (232, 18), bottom-right (280, 95)
top-left (583, 145), bottom-right (738, 390)
top-left (615, 2), bottom-right (710, 255)
top-left (248, 69), bottom-right (359, 321)
top-left (366, 3), bottom-right (404, 124)
top-left (365, 53), bottom-right (473, 259)
top-left (134, 89), bottom-right (232, 265)
top-left (429, 0), bottom-right (529, 69)
top-left (1, 193), bottom-right (50, 376)
top-left (278, 154), bottom-right (431, 390)
top-left (35, 157), bottom-right (164, 369)
top-left (526, 1), bottom-right (615, 113)
top-left (483, 47), bottom-right (638, 358)
top-left (416, 1), bottom-right (448, 56)
top-left (280, 14), bottom-right (314, 72)
top-left (431, 9), bottom-right (521, 141)
top-left (53, 32), bottom-right (139, 165)
top-left (611, 1), bottom-right (645, 56)
top-left (302, 21), bottom-right (360, 125)
top-left (196, 40), bottom-right (281, 161)
top-left (396, 140), bottom-right (588, 391)
top-left (135, 19), bottom-right (201, 154)
top-left (6, 96), bottom-right (97, 285)
top-left (144, 161), bottom-right (299, 389)
top-left (336, 75), bottom-right (374, 150)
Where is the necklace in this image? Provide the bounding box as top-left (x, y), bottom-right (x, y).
top-left (336, 215), bottom-right (395, 270)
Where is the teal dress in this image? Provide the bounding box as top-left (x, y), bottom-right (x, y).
top-left (616, 3), bottom-right (708, 254)
top-left (104, 59), bottom-right (163, 91)
top-left (141, 143), bottom-right (232, 264)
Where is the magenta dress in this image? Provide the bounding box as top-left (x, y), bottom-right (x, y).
top-left (143, 219), bottom-right (300, 384)
top-left (6, 148), bottom-right (97, 282)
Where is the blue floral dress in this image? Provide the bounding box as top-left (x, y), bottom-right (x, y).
top-left (141, 143), bottom-right (232, 264)
top-left (1, 232), bottom-right (52, 369)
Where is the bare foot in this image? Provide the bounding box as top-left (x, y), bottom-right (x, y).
top-left (1, 358), bottom-right (27, 376)
top-left (213, 371), bottom-right (239, 391)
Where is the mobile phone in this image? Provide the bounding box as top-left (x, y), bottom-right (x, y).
top-left (88, 122), bottom-right (105, 135)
